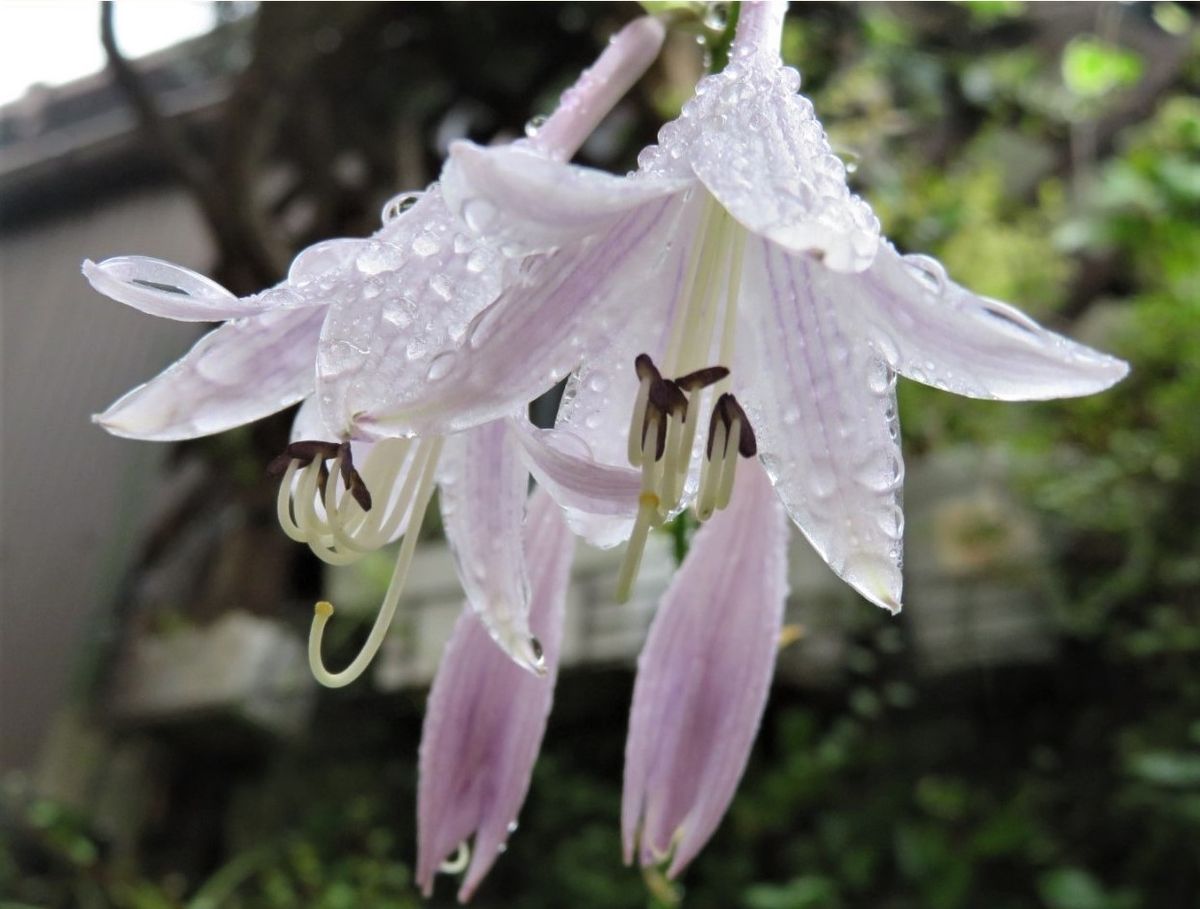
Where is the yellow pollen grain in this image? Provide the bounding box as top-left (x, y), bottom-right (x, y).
top-left (639, 491), bottom-right (660, 508)
top-left (314, 600), bottom-right (335, 618)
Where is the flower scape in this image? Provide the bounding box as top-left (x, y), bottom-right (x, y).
top-left (84, 1), bottom-right (1127, 899)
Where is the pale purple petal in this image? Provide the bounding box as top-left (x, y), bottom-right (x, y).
top-left (550, 197), bottom-right (703, 470)
top-left (354, 193), bottom-right (688, 440)
top-left (315, 188), bottom-right (514, 437)
top-left (622, 461), bottom-right (787, 877)
top-left (289, 396), bottom-right (331, 442)
top-left (416, 489), bottom-right (573, 901)
top-left (439, 420), bottom-right (542, 672)
top-left (287, 237), bottom-right (372, 285)
top-left (95, 306), bottom-right (325, 441)
top-left (511, 420), bottom-right (641, 549)
top-left (82, 257), bottom-right (274, 321)
top-left (739, 238), bottom-right (905, 612)
top-left (441, 141), bottom-right (687, 256)
top-left (843, 242), bottom-right (1130, 399)
top-left (527, 16), bottom-right (666, 161)
top-left (682, 70), bottom-right (879, 272)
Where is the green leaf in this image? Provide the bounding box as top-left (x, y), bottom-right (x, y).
top-left (1062, 38), bottom-right (1143, 98)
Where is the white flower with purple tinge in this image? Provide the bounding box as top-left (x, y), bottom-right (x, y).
top-left (84, 17), bottom-right (661, 683)
top-left (329, 0), bottom-right (1128, 874)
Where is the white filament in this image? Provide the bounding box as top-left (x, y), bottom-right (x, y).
top-left (307, 436), bottom-right (444, 688)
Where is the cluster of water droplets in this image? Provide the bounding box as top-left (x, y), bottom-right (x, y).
top-left (632, 43), bottom-right (879, 271)
top-left (293, 186), bottom-right (515, 431)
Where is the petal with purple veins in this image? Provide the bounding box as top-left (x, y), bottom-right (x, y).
top-left (510, 420), bottom-right (641, 549)
top-left (355, 192), bottom-right (689, 440)
top-left (416, 488), bottom-right (573, 901)
top-left (438, 420), bottom-right (542, 672)
top-left (82, 256), bottom-right (291, 322)
top-left (95, 305), bottom-right (325, 441)
top-left (686, 62), bottom-right (879, 273)
top-left (739, 238), bottom-right (905, 612)
top-left (844, 242), bottom-right (1130, 400)
top-left (442, 141), bottom-right (688, 256)
top-left (622, 460), bottom-right (787, 877)
top-left (315, 188), bottom-right (513, 438)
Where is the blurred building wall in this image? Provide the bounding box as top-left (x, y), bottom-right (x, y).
top-left (1, 186), bottom-right (213, 769)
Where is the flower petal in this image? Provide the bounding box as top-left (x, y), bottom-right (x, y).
top-left (527, 16), bottom-right (666, 161)
top-left (510, 420), bottom-right (641, 549)
top-left (846, 243), bottom-right (1130, 399)
top-left (441, 141), bottom-right (688, 256)
top-left (740, 238), bottom-right (905, 612)
top-left (438, 420), bottom-right (542, 672)
top-left (416, 488), bottom-right (573, 901)
top-left (95, 306), bottom-right (325, 441)
top-left (315, 188), bottom-right (514, 438)
top-left (622, 460), bottom-right (787, 877)
top-left (681, 61), bottom-right (879, 273)
top-left (289, 396), bottom-right (331, 442)
top-left (83, 256), bottom-right (291, 321)
top-left (355, 192), bottom-right (687, 439)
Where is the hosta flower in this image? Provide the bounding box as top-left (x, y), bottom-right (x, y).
top-left (360, 0), bottom-right (1128, 614)
top-left (325, 0), bottom-right (1129, 873)
top-left (85, 16), bottom-right (660, 680)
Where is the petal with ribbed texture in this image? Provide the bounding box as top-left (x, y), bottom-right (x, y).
top-left (622, 461), bottom-right (787, 877)
top-left (416, 489), bottom-right (573, 901)
top-left (95, 306), bottom-right (324, 441)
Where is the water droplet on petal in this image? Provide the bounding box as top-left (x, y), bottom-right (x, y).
top-left (866, 359), bottom-right (894, 394)
top-left (902, 254), bottom-right (948, 297)
top-left (426, 351), bottom-right (456, 381)
top-left (467, 303), bottom-right (503, 349)
top-left (381, 192), bottom-right (421, 224)
top-left (703, 2), bottom-right (729, 30)
top-left (524, 114), bottom-right (548, 138)
top-left (411, 232), bottom-right (440, 257)
top-left (463, 198), bottom-right (497, 233)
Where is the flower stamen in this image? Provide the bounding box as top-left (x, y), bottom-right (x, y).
top-left (307, 436), bottom-right (444, 688)
top-left (696, 393), bottom-right (756, 522)
top-left (616, 357), bottom-right (730, 602)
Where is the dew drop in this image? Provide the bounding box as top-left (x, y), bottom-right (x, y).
top-left (463, 198), bottom-right (497, 233)
top-left (382, 308), bottom-right (411, 328)
top-left (524, 114), bottom-right (548, 138)
top-left (866, 358), bottom-right (894, 394)
top-left (426, 351), bottom-right (456, 381)
top-left (411, 232), bottom-right (440, 257)
top-left (703, 2), bottom-right (729, 30)
top-left (466, 248), bottom-right (491, 273)
top-left (381, 192), bottom-right (421, 224)
top-left (467, 304), bottom-right (503, 349)
top-left (429, 273), bottom-right (452, 300)
top-left (902, 254), bottom-right (948, 297)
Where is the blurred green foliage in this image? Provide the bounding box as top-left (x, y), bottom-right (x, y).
top-left (4, 1), bottom-right (1199, 907)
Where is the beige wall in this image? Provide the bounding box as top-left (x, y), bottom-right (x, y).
top-left (1, 187), bottom-right (213, 769)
